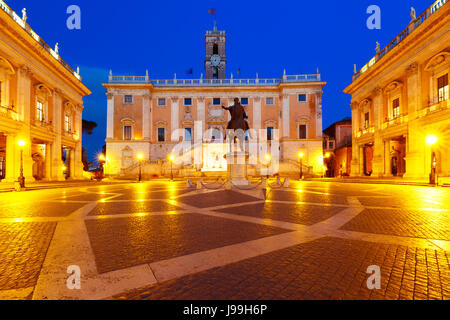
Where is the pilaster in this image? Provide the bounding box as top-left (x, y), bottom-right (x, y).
top-left (253, 96), bottom-right (261, 130)
top-left (106, 92), bottom-right (114, 139)
top-left (315, 91), bottom-right (322, 138)
top-left (171, 96), bottom-right (179, 142)
top-left (142, 93), bottom-right (151, 140)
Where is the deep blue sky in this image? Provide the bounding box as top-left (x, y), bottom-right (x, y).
top-left (8, 0), bottom-right (432, 163)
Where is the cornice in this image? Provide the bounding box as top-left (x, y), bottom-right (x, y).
top-left (0, 11), bottom-right (90, 97)
top-left (345, 4), bottom-right (449, 94)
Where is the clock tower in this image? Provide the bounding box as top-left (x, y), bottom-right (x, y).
top-left (205, 21), bottom-right (226, 79)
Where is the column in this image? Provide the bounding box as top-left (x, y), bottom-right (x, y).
top-left (3, 134), bottom-right (17, 183)
top-left (282, 93), bottom-right (289, 138)
top-left (69, 148), bottom-right (75, 179)
top-left (142, 93), bottom-right (151, 140)
top-left (359, 146), bottom-right (365, 176)
top-left (384, 140), bottom-right (392, 177)
top-left (406, 63), bottom-right (420, 116)
top-left (106, 92), bottom-right (114, 139)
top-left (171, 96), bottom-right (179, 142)
top-left (253, 97), bottom-right (261, 130)
top-left (44, 143), bottom-right (52, 181)
top-left (350, 103), bottom-right (360, 176)
top-left (197, 96), bottom-right (205, 124)
top-left (73, 107), bottom-right (84, 179)
top-left (51, 88), bottom-right (65, 181)
top-left (371, 87), bottom-right (384, 176)
top-left (16, 66), bottom-right (33, 181)
top-left (315, 91), bottom-right (322, 138)
top-left (0, 74), bottom-right (11, 106)
top-left (404, 120), bottom-right (426, 179)
top-left (403, 63), bottom-right (426, 179)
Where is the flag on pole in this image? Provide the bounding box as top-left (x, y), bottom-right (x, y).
top-left (237, 68), bottom-right (241, 75)
top-left (208, 8), bottom-right (215, 15)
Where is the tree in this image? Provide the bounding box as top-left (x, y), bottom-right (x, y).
top-left (82, 119), bottom-right (98, 135)
top-left (82, 147), bottom-right (90, 171)
top-left (82, 119), bottom-right (98, 171)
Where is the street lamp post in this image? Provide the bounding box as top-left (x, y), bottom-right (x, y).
top-left (98, 154), bottom-right (105, 180)
top-left (169, 154), bottom-right (174, 181)
top-left (137, 153), bottom-right (143, 182)
top-left (298, 152), bottom-right (304, 180)
top-left (426, 135), bottom-right (437, 185)
top-left (324, 152), bottom-right (330, 177)
top-left (17, 140), bottom-right (26, 188)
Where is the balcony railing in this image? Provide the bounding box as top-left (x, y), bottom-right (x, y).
top-left (356, 126), bottom-right (375, 138)
top-left (206, 30), bottom-right (225, 35)
top-left (353, 0), bottom-right (448, 81)
top-left (417, 97), bottom-right (450, 117)
top-left (0, 105), bottom-right (18, 121)
top-left (0, 0), bottom-right (81, 81)
top-left (32, 118), bottom-right (53, 131)
top-left (108, 74), bottom-right (321, 86)
top-left (382, 114), bottom-right (409, 129)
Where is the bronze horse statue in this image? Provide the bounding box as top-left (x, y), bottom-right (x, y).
top-left (222, 98), bottom-right (250, 132)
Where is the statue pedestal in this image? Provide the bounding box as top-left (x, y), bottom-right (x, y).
top-left (225, 151), bottom-right (250, 186)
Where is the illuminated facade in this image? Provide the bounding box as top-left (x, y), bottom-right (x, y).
top-left (0, 1), bottom-right (90, 182)
top-left (103, 24), bottom-right (326, 178)
top-left (344, 0), bottom-right (449, 180)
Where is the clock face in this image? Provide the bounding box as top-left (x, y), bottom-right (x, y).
top-left (210, 55), bottom-right (221, 66)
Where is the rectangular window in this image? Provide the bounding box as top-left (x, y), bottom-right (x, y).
top-left (157, 98), bottom-right (166, 106)
top-left (36, 101), bottom-right (44, 122)
top-left (213, 98), bottom-right (221, 105)
top-left (392, 98), bottom-right (400, 118)
top-left (158, 128), bottom-right (165, 142)
top-left (124, 95), bottom-right (133, 103)
top-left (298, 94), bottom-right (307, 102)
top-left (241, 98), bottom-right (248, 105)
top-left (123, 126), bottom-right (132, 140)
top-left (323, 140), bottom-right (327, 149)
top-left (438, 74), bottom-right (449, 102)
top-left (299, 124), bottom-right (307, 139)
top-left (265, 97), bottom-right (274, 105)
top-left (364, 112), bottom-right (370, 129)
top-left (267, 127), bottom-right (273, 141)
top-left (184, 128), bottom-right (192, 141)
top-left (64, 115), bottom-right (71, 132)
top-left (184, 98), bottom-right (192, 106)
top-left (329, 141), bottom-right (334, 149)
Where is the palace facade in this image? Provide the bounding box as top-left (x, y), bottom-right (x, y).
top-left (103, 25), bottom-right (326, 178)
top-left (344, 0), bottom-right (449, 181)
top-left (0, 1), bottom-right (91, 182)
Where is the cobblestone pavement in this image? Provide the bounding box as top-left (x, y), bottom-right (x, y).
top-left (0, 180), bottom-right (449, 300)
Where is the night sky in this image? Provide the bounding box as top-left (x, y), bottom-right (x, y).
top-left (7, 0), bottom-right (433, 164)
